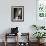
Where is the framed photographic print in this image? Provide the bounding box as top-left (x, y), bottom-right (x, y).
top-left (36, 0), bottom-right (46, 26)
top-left (37, 0), bottom-right (46, 18)
top-left (11, 6), bottom-right (24, 22)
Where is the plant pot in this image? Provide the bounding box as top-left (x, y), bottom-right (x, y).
top-left (37, 39), bottom-right (45, 44)
top-left (37, 39), bottom-right (40, 43)
top-left (40, 38), bottom-right (45, 43)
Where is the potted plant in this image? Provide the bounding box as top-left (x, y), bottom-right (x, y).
top-left (33, 32), bottom-right (46, 43)
top-left (40, 26), bottom-right (45, 29)
top-left (32, 24), bottom-right (45, 30)
top-left (32, 25), bottom-right (39, 30)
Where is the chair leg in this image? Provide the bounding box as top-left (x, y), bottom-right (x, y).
top-left (4, 33), bottom-right (7, 46)
top-left (4, 41), bottom-right (7, 46)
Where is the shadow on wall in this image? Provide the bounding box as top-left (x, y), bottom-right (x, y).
top-left (29, 25), bottom-right (37, 42)
top-left (2, 28), bottom-right (11, 34)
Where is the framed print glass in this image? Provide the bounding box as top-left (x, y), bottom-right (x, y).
top-left (11, 6), bottom-right (24, 22)
top-left (36, 0), bottom-right (46, 26)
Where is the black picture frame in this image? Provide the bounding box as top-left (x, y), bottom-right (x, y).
top-left (11, 6), bottom-right (24, 22)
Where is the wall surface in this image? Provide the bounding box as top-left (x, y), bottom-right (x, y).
top-left (0, 0), bottom-right (37, 42)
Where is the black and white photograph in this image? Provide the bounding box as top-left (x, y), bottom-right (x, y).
top-left (11, 6), bottom-right (24, 22)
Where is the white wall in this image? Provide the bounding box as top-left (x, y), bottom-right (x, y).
top-left (0, 0), bottom-right (36, 42)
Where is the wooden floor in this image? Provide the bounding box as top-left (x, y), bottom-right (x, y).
top-left (0, 42), bottom-right (46, 46)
